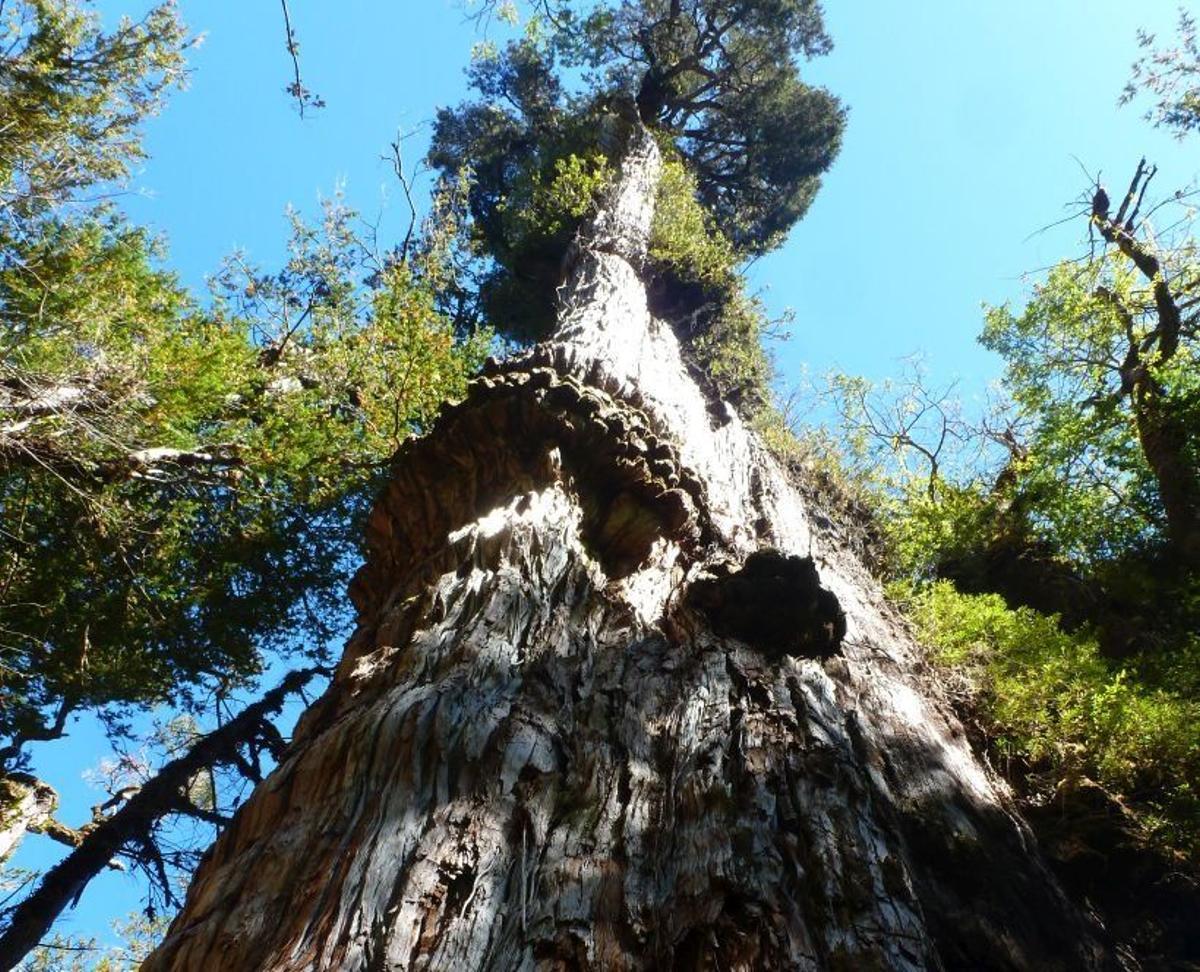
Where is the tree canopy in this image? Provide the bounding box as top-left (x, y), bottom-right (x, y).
top-left (428, 0), bottom-right (844, 353)
top-left (0, 0), bottom-right (486, 812)
top-left (0, 0), bottom-right (186, 220)
top-left (1, 199), bottom-right (487, 758)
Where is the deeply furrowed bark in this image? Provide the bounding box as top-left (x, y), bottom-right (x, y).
top-left (145, 125), bottom-right (1118, 971)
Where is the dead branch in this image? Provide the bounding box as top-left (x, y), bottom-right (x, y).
top-left (0, 667), bottom-right (326, 971)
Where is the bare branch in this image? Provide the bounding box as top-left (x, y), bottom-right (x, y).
top-left (279, 0), bottom-right (323, 116)
top-left (0, 667), bottom-right (327, 970)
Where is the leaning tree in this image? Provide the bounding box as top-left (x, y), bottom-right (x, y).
top-left (143, 3), bottom-right (1120, 969)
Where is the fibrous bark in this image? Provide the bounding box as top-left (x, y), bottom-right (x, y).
top-left (145, 126), bottom-right (1118, 971)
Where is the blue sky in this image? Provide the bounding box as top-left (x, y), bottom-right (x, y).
top-left (13, 0), bottom-right (1199, 955)
top-left (93, 0), bottom-right (1196, 395)
top-left (763, 1), bottom-right (1196, 396)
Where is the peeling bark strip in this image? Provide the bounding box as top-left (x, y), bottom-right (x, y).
top-left (146, 126), bottom-right (1118, 971)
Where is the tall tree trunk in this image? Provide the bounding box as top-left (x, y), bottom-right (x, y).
top-left (144, 125), bottom-right (1117, 971)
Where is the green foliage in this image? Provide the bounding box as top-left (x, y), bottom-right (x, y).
top-left (430, 0), bottom-right (845, 363)
top-left (824, 249), bottom-right (1200, 587)
top-left (649, 156), bottom-right (738, 284)
top-left (1123, 10), bottom-right (1200, 138)
top-left (504, 151), bottom-right (613, 242)
top-left (18, 909), bottom-right (170, 970)
top-left (980, 261), bottom-right (1177, 564)
top-left (648, 156), bottom-right (773, 410)
top-left (428, 37), bottom-right (610, 341)
top-left (793, 364), bottom-right (994, 581)
top-left (483, 147), bottom-right (613, 339)
top-left (688, 291), bottom-right (775, 411)
top-left (549, 0), bottom-right (846, 251)
top-left (0, 9), bottom-right (494, 951)
top-left (900, 581), bottom-right (1200, 856)
top-left (0, 0), bottom-right (187, 218)
top-left (882, 480), bottom-right (997, 579)
top-left (431, 40), bottom-right (781, 409)
top-left (811, 136), bottom-right (1200, 872)
top-left (1, 198), bottom-right (488, 757)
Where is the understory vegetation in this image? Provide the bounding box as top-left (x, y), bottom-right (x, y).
top-left (899, 581), bottom-right (1200, 857)
top-left (799, 97), bottom-right (1200, 863)
top-left (794, 271), bottom-right (1200, 866)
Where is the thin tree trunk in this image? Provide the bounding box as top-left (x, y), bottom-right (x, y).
top-left (144, 125), bottom-right (1118, 971)
top-left (0, 668), bottom-right (323, 971)
top-left (1132, 383), bottom-right (1200, 566)
top-left (1095, 182), bottom-right (1200, 567)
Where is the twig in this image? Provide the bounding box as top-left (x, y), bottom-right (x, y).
top-left (279, 0), bottom-right (322, 116)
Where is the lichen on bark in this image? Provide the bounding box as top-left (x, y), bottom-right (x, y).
top-left (0, 775), bottom-right (58, 864)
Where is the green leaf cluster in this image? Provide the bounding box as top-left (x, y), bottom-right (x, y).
top-left (808, 241), bottom-right (1200, 860)
top-left (542, 0), bottom-right (845, 251)
top-left (427, 36), bottom-right (609, 341)
top-left (0, 0), bottom-right (490, 762)
top-left (502, 151), bottom-right (613, 243)
top-left (0, 0), bottom-right (186, 218)
top-left (979, 261), bottom-right (1179, 564)
top-left (882, 481), bottom-right (997, 579)
top-left (899, 581), bottom-right (1200, 857)
top-left (649, 155), bottom-right (773, 410)
top-left (1, 200), bottom-right (488, 753)
top-left (854, 253), bottom-right (1198, 611)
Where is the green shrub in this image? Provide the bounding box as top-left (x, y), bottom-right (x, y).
top-left (480, 150), bottom-right (613, 341)
top-left (897, 580), bottom-right (1200, 857)
top-left (650, 157), bottom-right (739, 288)
top-left (500, 150), bottom-right (612, 247)
top-left (883, 481), bottom-right (999, 581)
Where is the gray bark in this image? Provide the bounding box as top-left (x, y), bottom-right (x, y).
top-left (144, 126), bottom-right (1118, 971)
